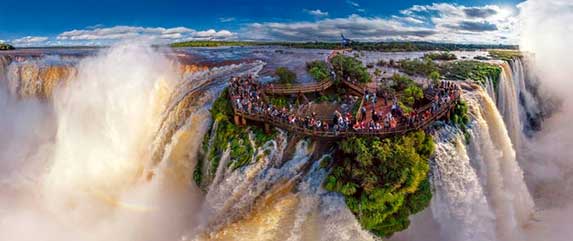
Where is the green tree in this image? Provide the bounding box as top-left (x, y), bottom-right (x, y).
top-left (401, 85), bottom-right (424, 106)
top-left (391, 74), bottom-right (415, 91)
top-left (306, 61), bottom-right (330, 82)
top-left (429, 71), bottom-right (441, 85)
top-left (330, 55), bottom-right (371, 83)
top-left (325, 132), bottom-right (435, 238)
top-left (275, 67), bottom-right (297, 84)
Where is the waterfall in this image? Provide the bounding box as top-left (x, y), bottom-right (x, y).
top-left (425, 88), bottom-right (534, 241)
top-left (497, 62), bottom-right (523, 149)
top-left (1, 58), bottom-right (78, 99)
top-left (485, 76), bottom-right (497, 104)
top-left (430, 125), bottom-right (496, 241)
top-left (497, 58), bottom-right (544, 144)
top-left (495, 57), bottom-right (549, 176)
top-left (0, 44), bottom-right (267, 241)
top-left (193, 136), bottom-right (375, 241)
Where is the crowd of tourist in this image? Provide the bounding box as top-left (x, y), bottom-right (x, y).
top-left (229, 76), bottom-right (460, 135)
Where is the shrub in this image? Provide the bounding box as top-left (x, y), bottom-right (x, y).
top-left (325, 131), bottom-right (435, 238)
top-left (306, 61), bottom-right (330, 82)
top-left (330, 55), bottom-right (371, 83)
top-left (391, 74), bottom-right (415, 92)
top-left (424, 52), bottom-right (457, 61)
top-left (275, 67), bottom-right (297, 84)
top-left (401, 85), bottom-right (424, 106)
top-left (397, 58), bottom-right (439, 77)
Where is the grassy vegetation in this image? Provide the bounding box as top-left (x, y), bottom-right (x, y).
top-left (325, 131), bottom-right (435, 238)
top-left (398, 58), bottom-right (439, 77)
top-left (275, 67), bottom-right (297, 84)
top-left (0, 43), bottom-right (14, 50)
top-left (306, 60), bottom-right (331, 82)
top-left (389, 74), bottom-right (423, 113)
top-left (440, 60), bottom-right (502, 86)
top-left (196, 88), bottom-right (276, 186)
top-left (330, 55), bottom-right (371, 83)
top-left (424, 52), bottom-right (457, 61)
top-left (449, 100), bottom-right (471, 143)
top-left (489, 50), bottom-right (523, 61)
top-left (268, 95), bottom-right (291, 108)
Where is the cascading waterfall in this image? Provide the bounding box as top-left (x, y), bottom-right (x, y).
top-left (430, 124), bottom-right (496, 241)
top-left (422, 87), bottom-right (534, 241)
top-left (485, 76), bottom-right (497, 104)
top-left (193, 134), bottom-right (375, 241)
top-left (2, 59), bottom-right (78, 99)
top-left (497, 62), bottom-right (523, 148)
top-left (496, 58), bottom-right (543, 145)
top-left (0, 43), bottom-right (268, 241)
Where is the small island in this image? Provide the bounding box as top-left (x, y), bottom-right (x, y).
top-left (0, 43), bottom-right (15, 50)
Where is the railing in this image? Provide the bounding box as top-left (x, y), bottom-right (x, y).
top-left (262, 79), bottom-right (334, 95)
top-left (232, 91), bottom-right (459, 139)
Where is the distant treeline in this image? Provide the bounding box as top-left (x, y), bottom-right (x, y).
top-left (0, 43), bottom-right (15, 50)
top-left (170, 40), bottom-right (518, 52)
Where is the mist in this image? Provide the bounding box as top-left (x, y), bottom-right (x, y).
top-left (0, 42), bottom-right (201, 241)
top-left (518, 0), bottom-right (573, 240)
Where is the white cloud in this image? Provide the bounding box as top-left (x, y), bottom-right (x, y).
top-left (244, 3), bottom-right (518, 44)
top-left (55, 26), bottom-right (235, 45)
top-left (11, 36), bottom-right (49, 46)
top-left (244, 14), bottom-right (436, 42)
top-left (305, 9), bottom-right (329, 18)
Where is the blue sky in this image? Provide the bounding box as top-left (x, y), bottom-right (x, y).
top-left (0, 0), bottom-right (524, 46)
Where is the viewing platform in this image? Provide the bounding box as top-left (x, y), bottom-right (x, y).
top-left (229, 77), bottom-right (461, 140)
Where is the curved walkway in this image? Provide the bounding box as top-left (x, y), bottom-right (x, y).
top-left (232, 88), bottom-right (460, 139)
top-left (263, 79), bottom-right (334, 95)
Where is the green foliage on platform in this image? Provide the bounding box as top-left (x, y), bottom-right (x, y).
top-left (390, 74), bottom-right (423, 111)
top-left (268, 96), bottom-right (290, 108)
top-left (0, 43), bottom-right (14, 50)
top-left (325, 131), bottom-right (434, 238)
top-left (391, 74), bottom-right (416, 91)
top-left (306, 60), bottom-right (331, 82)
top-left (330, 55), bottom-right (371, 83)
top-left (402, 85), bottom-right (424, 107)
top-left (275, 67), bottom-right (297, 84)
top-left (429, 71), bottom-right (441, 85)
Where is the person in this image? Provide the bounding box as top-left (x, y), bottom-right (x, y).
top-left (360, 106), bottom-right (367, 121)
top-left (371, 94), bottom-right (377, 106)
